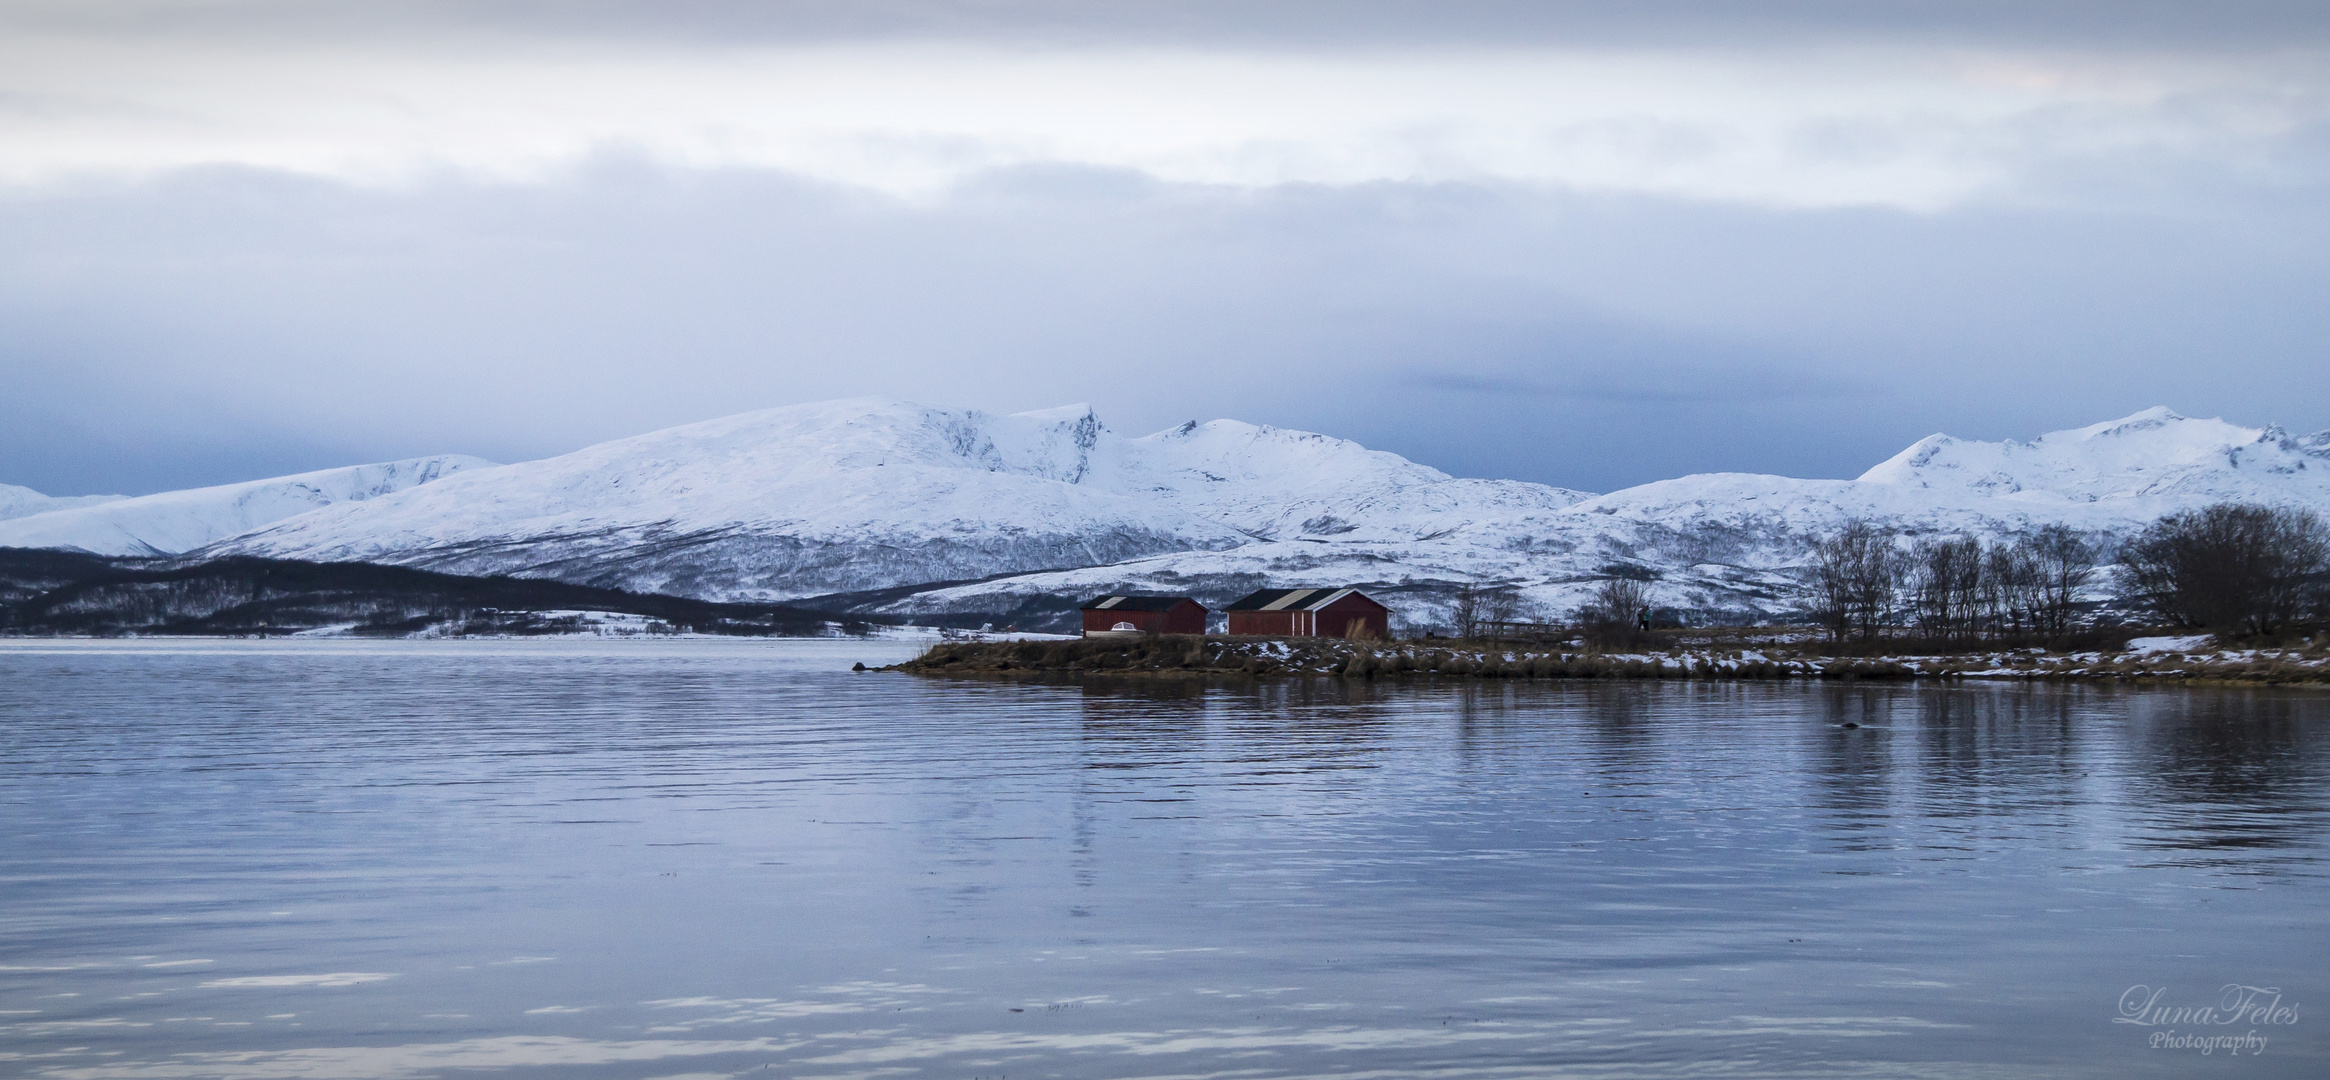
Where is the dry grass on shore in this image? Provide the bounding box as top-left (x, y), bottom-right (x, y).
top-left (893, 631), bottom-right (2330, 685)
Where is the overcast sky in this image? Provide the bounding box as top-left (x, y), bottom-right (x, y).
top-left (4, 1), bottom-right (2327, 496)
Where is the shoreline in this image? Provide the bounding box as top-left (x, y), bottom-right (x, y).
top-left (892, 635), bottom-right (2330, 687)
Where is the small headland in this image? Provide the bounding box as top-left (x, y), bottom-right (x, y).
top-left (891, 632), bottom-right (2330, 684)
top-left (0, 550), bottom-right (889, 638)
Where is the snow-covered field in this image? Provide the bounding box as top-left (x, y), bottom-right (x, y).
top-left (3, 400), bottom-right (2325, 629)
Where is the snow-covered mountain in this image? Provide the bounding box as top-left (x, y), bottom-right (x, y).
top-left (0, 456), bottom-right (493, 557)
top-left (8, 400), bottom-right (2324, 631)
top-left (0, 483), bottom-right (124, 523)
top-left (201, 398), bottom-right (1590, 600)
top-left (1858, 407), bottom-right (2330, 504)
top-left (826, 405), bottom-right (2330, 628)
top-left (1569, 407), bottom-right (2330, 541)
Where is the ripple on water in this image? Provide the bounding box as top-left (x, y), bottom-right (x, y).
top-left (0, 639), bottom-right (2324, 1078)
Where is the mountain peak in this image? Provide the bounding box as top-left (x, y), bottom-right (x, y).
top-left (2057, 405), bottom-right (2194, 443)
top-left (1012, 402), bottom-right (1099, 424)
top-left (1851, 407), bottom-right (2330, 504)
top-left (1, 482), bottom-right (128, 523)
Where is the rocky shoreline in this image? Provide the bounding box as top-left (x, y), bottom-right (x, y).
top-left (890, 634), bottom-right (2330, 685)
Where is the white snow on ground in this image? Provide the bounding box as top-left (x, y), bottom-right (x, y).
top-left (1059, 636), bottom-right (2330, 682)
top-left (8, 400), bottom-right (2328, 627)
top-left (0, 456), bottom-right (493, 556)
top-left (2126, 634), bottom-right (2217, 654)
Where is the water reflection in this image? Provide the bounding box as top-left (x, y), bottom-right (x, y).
top-left (1, 643), bottom-right (2325, 1080)
top-left (2127, 690), bottom-right (2329, 863)
top-left (1580, 682), bottom-right (1659, 766)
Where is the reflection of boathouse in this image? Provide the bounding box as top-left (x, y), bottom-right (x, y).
top-left (1223, 587), bottom-right (1390, 639)
top-left (1079, 595), bottom-right (1207, 637)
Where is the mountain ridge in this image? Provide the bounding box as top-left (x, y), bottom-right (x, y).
top-left (0, 456), bottom-right (494, 557)
top-left (5, 400), bottom-right (2325, 631)
top-left (0, 483), bottom-right (125, 523)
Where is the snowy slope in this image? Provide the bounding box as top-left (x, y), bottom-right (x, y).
top-left (212, 400), bottom-right (1251, 596)
top-left (210, 398), bottom-right (1589, 600)
top-left (1855, 406), bottom-right (2330, 504)
top-left (0, 456), bottom-right (494, 556)
top-left (1572, 407), bottom-right (2330, 546)
top-left (865, 407), bottom-right (2330, 629)
top-left (0, 483), bottom-right (124, 523)
top-left (33, 400), bottom-right (2325, 630)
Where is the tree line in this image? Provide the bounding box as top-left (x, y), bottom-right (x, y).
top-left (1809, 503), bottom-right (2329, 645)
top-left (1436, 501), bottom-right (2325, 647)
top-left (1448, 576), bottom-right (1656, 648)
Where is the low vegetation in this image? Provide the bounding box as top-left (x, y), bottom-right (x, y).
top-left (1807, 522), bottom-right (2101, 646)
top-left (1786, 503), bottom-right (2327, 651)
top-left (895, 629), bottom-right (2330, 685)
top-left (2120, 504), bottom-right (2330, 637)
top-left (1576, 577), bottom-right (1654, 650)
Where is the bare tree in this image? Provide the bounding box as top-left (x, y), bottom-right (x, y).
top-left (1577, 577), bottom-right (1651, 648)
top-left (1905, 535), bottom-right (1984, 643)
top-left (1449, 583), bottom-right (1483, 639)
top-left (2023, 524), bottom-right (2099, 636)
top-left (1982, 542), bottom-right (2040, 638)
top-left (1448, 583), bottom-right (1522, 638)
top-left (1809, 520), bottom-right (1901, 643)
top-left (1484, 587), bottom-right (1520, 631)
top-left (2121, 503), bottom-right (2330, 636)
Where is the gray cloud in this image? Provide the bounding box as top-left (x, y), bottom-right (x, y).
top-left (1415, 366), bottom-right (1877, 406)
top-left (2, 157), bottom-right (2324, 497)
top-left (11, 1), bottom-right (2330, 50)
top-left (8, 5), bottom-right (2323, 214)
top-left (1, 1), bottom-right (2323, 506)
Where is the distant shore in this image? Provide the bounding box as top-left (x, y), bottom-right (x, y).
top-left (892, 634), bottom-right (2330, 686)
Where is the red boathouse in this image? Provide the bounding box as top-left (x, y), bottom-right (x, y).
top-left (1223, 587), bottom-right (1391, 639)
top-left (1080, 595), bottom-right (1207, 637)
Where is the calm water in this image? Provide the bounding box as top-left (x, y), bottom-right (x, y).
top-left (1, 639), bottom-right (2324, 1079)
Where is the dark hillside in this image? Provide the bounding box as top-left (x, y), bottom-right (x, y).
top-left (0, 548), bottom-right (145, 606)
top-left (0, 550), bottom-right (886, 636)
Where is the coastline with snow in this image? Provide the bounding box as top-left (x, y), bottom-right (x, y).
top-left (895, 633), bottom-right (2330, 686)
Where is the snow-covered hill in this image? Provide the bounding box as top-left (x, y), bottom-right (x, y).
top-left (9, 400), bottom-right (2324, 631)
top-left (844, 406), bottom-right (2330, 629)
top-left (0, 483), bottom-right (124, 523)
top-left (203, 398), bottom-right (1591, 600)
top-left (1567, 407), bottom-right (2330, 544)
top-left (1856, 407), bottom-right (2330, 504)
top-left (0, 456), bottom-right (493, 556)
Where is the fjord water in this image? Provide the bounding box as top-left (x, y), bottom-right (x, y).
top-left (2, 641), bottom-right (2323, 1079)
